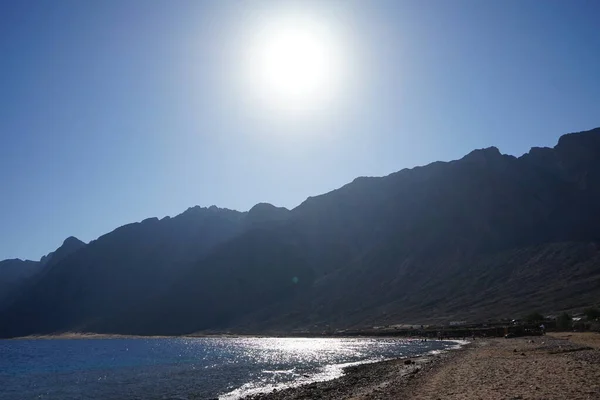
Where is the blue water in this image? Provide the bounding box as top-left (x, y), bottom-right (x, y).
top-left (0, 337), bottom-right (458, 400)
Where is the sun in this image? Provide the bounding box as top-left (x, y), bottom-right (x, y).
top-left (258, 26), bottom-right (330, 103)
top-left (243, 13), bottom-right (345, 116)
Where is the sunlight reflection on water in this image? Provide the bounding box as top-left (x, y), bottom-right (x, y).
top-left (0, 337), bottom-right (458, 400)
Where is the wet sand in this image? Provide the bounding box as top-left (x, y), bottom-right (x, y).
top-left (246, 332), bottom-right (600, 399)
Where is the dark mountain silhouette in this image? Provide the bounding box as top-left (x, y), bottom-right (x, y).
top-left (0, 236), bottom-right (86, 303)
top-left (1, 127), bottom-right (600, 337)
top-left (39, 236), bottom-right (86, 268)
top-left (0, 259), bottom-right (40, 302)
top-left (0, 208), bottom-right (245, 337)
top-left (245, 203), bottom-right (290, 228)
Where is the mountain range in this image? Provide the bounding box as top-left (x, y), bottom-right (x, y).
top-left (1, 127), bottom-right (600, 337)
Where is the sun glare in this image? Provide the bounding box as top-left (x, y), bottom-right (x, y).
top-left (243, 12), bottom-right (345, 116)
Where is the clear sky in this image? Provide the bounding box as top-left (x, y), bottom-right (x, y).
top-left (1, 0), bottom-right (599, 261)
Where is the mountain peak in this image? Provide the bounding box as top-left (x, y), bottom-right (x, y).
top-left (246, 203), bottom-right (290, 226)
top-left (183, 205), bottom-right (227, 215)
top-left (459, 146), bottom-right (506, 166)
top-left (248, 202), bottom-right (286, 213)
top-left (556, 127), bottom-right (600, 151)
top-left (62, 236), bottom-right (84, 247)
top-left (463, 146), bottom-right (501, 158)
top-left (40, 236), bottom-right (86, 266)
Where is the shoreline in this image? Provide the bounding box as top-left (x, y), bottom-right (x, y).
top-left (241, 332), bottom-right (600, 399)
top-left (7, 332), bottom-right (276, 340)
top-left (6, 331), bottom-right (462, 340)
top-left (236, 339), bottom-right (470, 400)
top-left (6, 332), bottom-right (175, 340)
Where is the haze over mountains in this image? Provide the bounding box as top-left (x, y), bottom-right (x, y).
top-left (1, 127), bottom-right (600, 338)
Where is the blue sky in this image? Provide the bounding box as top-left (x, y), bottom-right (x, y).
top-left (1, 0), bottom-right (599, 261)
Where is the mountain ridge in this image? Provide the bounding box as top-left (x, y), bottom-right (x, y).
top-left (1, 127), bottom-right (600, 337)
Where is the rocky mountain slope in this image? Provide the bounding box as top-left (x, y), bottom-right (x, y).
top-left (0, 207), bottom-right (248, 337)
top-left (0, 236), bottom-right (85, 303)
top-left (1, 127), bottom-right (599, 337)
top-left (0, 259), bottom-right (40, 302)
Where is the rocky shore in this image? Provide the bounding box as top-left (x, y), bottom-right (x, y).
top-left (244, 332), bottom-right (600, 400)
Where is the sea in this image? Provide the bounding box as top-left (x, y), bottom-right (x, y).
top-left (0, 337), bottom-right (460, 400)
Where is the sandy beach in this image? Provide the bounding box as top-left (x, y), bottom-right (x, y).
top-left (246, 332), bottom-right (600, 400)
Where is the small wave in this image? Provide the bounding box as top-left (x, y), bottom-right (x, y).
top-left (219, 358), bottom-right (384, 400)
top-left (261, 368), bottom-right (295, 374)
top-left (446, 339), bottom-right (469, 350)
top-left (427, 339), bottom-right (468, 356)
top-left (218, 380), bottom-right (291, 400)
